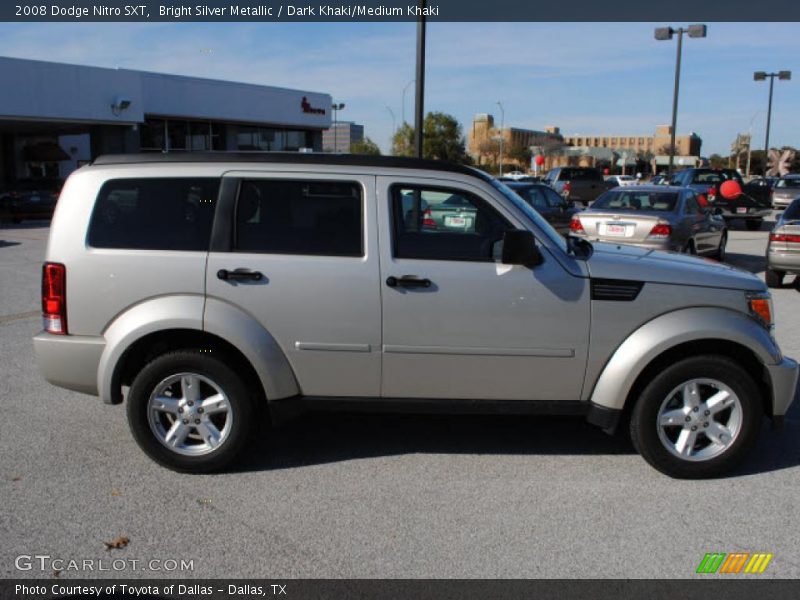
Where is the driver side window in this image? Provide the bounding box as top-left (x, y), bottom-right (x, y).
top-left (391, 185), bottom-right (511, 262)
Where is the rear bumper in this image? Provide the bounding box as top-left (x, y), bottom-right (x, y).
top-left (767, 250), bottom-right (800, 273)
top-left (767, 356), bottom-right (799, 417)
top-left (720, 208), bottom-right (771, 220)
top-left (33, 332), bottom-right (105, 396)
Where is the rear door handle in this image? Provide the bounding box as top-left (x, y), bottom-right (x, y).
top-left (217, 268), bottom-right (264, 282)
top-left (386, 275), bottom-right (432, 288)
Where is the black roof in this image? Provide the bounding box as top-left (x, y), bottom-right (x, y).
top-left (92, 152), bottom-right (491, 181)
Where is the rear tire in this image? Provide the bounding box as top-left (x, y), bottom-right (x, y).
top-left (127, 351), bottom-right (256, 473)
top-left (745, 219), bottom-right (762, 231)
top-left (765, 268), bottom-right (784, 288)
top-left (630, 356), bottom-right (762, 479)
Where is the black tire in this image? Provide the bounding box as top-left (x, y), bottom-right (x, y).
top-left (714, 232), bottom-right (727, 262)
top-left (127, 351), bottom-right (256, 473)
top-left (765, 268), bottom-right (784, 289)
top-left (682, 240), bottom-right (696, 255)
top-left (630, 355), bottom-right (762, 479)
top-left (745, 219), bottom-right (762, 231)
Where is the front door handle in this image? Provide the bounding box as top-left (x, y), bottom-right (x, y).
top-left (217, 268), bottom-right (264, 282)
top-left (386, 275), bottom-right (432, 288)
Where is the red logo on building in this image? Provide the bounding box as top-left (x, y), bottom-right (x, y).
top-left (301, 97), bottom-right (325, 115)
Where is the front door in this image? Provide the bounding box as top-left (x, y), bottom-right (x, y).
top-left (377, 177), bottom-right (591, 401)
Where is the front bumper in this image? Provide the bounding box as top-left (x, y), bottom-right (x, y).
top-left (33, 331), bottom-right (105, 396)
top-left (768, 356), bottom-right (799, 417)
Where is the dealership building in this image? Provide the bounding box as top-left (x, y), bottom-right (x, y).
top-left (0, 56), bottom-right (332, 185)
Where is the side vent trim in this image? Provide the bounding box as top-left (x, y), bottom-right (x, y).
top-left (591, 279), bottom-right (644, 302)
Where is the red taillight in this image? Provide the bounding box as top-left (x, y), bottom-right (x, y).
top-left (697, 193), bottom-right (708, 207)
top-left (563, 182), bottom-right (572, 194)
top-left (422, 208), bottom-right (437, 229)
top-left (770, 233), bottom-right (800, 243)
top-left (570, 216), bottom-right (584, 233)
top-left (708, 186), bottom-right (717, 201)
top-left (649, 223), bottom-right (672, 238)
top-left (41, 262), bottom-right (67, 335)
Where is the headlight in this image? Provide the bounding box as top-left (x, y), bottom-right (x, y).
top-left (746, 291), bottom-right (774, 330)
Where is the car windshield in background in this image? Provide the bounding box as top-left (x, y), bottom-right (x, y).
top-left (593, 191), bottom-right (678, 211)
top-left (561, 169), bottom-right (601, 181)
top-left (784, 200), bottom-right (800, 220)
top-left (489, 179), bottom-right (567, 253)
top-left (777, 178), bottom-right (800, 189)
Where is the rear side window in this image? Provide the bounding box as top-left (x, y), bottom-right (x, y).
top-left (234, 180), bottom-right (363, 257)
top-left (88, 178), bottom-right (219, 250)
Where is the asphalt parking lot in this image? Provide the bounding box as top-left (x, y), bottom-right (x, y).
top-left (0, 217), bottom-right (798, 580)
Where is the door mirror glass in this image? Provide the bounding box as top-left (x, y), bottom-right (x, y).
top-left (501, 230), bottom-right (543, 268)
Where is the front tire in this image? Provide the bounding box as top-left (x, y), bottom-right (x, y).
top-left (127, 351), bottom-right (256, 473)
top-left (714, 232), bottom-right (727, 262)
top-left (765, 268), bottom-right (784, 288)
top-left (630, 356), bottom-right (762, 478)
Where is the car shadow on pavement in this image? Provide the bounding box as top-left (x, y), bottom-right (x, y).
top-left (738, 386), bottom-right (800, 477)
top-left (234, 386), bottom-right (800, 477)
top-left (0, 219), bottom-right (51, 230)
top-left (724, 252), bottom-right (766, 274)
top-left (235, 412), bottom-right (636, 473)
top-left (0, 240), bottom-right (21, 248)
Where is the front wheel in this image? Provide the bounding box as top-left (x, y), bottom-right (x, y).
top-left (714, 232), bottom-right (727, 262)
top-left (630, 356), bottom-right (762, 478)
top-left (127, 351), bottom-right (256, 473)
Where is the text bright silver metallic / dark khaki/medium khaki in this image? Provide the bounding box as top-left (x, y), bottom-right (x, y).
top-left (33, 154), bottom-right (798, 478)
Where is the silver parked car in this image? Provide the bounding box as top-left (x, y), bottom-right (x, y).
top-left (569, 186), bottom-right (727, 258)
top-left (766, 197), bottom-right (800, 287)
top-left (771, 175), bottom-right (800, 210)
top-left (33, 154), bottom-right (797, 478)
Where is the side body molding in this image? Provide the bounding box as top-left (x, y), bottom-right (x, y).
top-left (98, 295), bottom-right (207, 404)
top-left (203, 297), bottom-right (299, 401)
top-left (589, 307), bottom-right (781, 412)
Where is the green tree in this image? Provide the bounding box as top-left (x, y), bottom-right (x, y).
top-left (709, 154), bottom-right (727, 169)
top-left (391, 112), bottom-right (469, 164)
top-left (349, 137), bottom-right (381, 155)
top-left (507, 141), bottom-right (532, 170)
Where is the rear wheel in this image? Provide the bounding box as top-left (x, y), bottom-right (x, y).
top-left (127, 351), bottom-right (256, 473)
top-left (745, 219), bottom-right (762, 231)
top-left (682, 240), bottom-right (696, 255)
top-left (765, 268), bottom-right (784, 288)
top-left (630, 356), bottom-right (762, 478)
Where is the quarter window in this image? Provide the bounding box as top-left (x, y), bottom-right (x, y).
top-left (87, 178), bottom-right (219, 250)
top-left (391, 185), bottom-right (510, 261)
top-left (234, 180), bottom-right (363, 257)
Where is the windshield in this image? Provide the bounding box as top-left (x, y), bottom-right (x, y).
top-left (777, 178), bottom-right (800, 189)
top-left (784, 200), bottom-right (800, 220)
top-left (489, 179), bottom-right (568, 253)
top-left (593, 190), bottom-right (678, 211)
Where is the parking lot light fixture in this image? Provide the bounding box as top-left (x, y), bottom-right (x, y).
top-left (655, 24), bottom-right (706, 178)
top-left (754, 70), bottom-right (791, 174)
top-left (332, 102), bottom-right (345, 153)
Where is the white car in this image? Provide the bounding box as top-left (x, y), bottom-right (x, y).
top-left (604, 175), bottom-right (637, 187)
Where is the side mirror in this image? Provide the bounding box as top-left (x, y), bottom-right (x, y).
top-left (502, 230), bottom-right (543, 268)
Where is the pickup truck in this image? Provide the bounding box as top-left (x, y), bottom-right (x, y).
top-left (668, 168), bottom-right (772, 231)
top-left (543, 167), bottom-right (615, 207)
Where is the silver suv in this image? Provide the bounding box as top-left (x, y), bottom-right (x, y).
top-left (34, 154), bottom-right (798, 478)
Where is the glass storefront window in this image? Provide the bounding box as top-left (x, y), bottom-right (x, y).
top-left (167, 120), bottom-right (187, 151)
top-left (141, 119), bottom-right (166, 151)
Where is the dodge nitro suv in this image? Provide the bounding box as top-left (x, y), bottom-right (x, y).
top-left (34, 154), bottom-right (798, 478)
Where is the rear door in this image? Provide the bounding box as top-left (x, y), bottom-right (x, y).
top-left (205, 171), bottom-right (382, 397)
top-left (376, 176), bottom-right (590, 401)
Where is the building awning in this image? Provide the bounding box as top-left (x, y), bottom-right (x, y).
top-left (22, 143), bottom-right (70, 162)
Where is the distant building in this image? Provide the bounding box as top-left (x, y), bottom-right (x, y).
top-left (467, 114), bottom-right (564, 169)
top-left (0, 56), bottom-right (332, 186)
top-left (563, 125), bottom-right (702, 158)
top-left (322, 121), bottom-right (364, 153)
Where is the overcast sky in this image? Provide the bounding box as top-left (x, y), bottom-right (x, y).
top-left (1, 22), bottom-right (798, 156)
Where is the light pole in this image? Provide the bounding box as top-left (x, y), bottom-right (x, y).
top-left (754, 70), bottom-right (791, 175)
top-left (331, 102), bottom-right (345, 153)
top-left (413, 0), bottom-right (426, 159)
top-left (385, 105), bottom-right (396, 134)
top-left (401, 79), bottom-right (415, 125)
top-left (655, 24), bottom-right (706, 178)
top-left (496, 101), bottom-right (505, 176)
